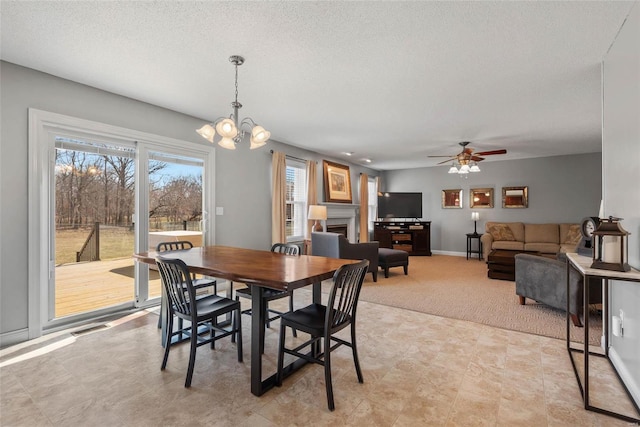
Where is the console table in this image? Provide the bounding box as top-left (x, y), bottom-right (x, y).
top-left (373, 221), bottom-right (431, 256)
top-left (565, 253), bottom-right (640, 423)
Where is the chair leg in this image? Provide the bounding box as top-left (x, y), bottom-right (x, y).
top-left (403, 264), bottom-right (408, 275)
top-left (185, 322), bottom-right (198, 387)
top-left (289, 293), bottom-right (297, 337)
top-left (372, 270), bottom-right (378, 282)
top-left (351, 322), bottom-right (364, 383)
top-left (235, 307), bottom-right (243, 362)
top-left (276, 323), bottom-right (287, 386)
top-left (324, 337), bottom-right (335, 411)
top-left (161, 315), bottom-right (173, 370)
top-left (232, 295), bottom-right (240, 343)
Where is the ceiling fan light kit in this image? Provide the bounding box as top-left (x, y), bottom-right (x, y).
top-left (196, 55), bottom-right (270, 150)
top-left (433, 141), bottom-right (506, 175)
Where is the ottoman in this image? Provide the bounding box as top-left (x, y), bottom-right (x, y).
top-left (378, 248), bottom-right (409, 278)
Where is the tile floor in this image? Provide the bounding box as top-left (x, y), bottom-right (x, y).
top-left (1, 290), bottom-right (638, 426)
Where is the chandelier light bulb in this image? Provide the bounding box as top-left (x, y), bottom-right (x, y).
top-left (250, 125), bottom-right (270, 149)
top-left (218, 136), bottom-right (237, 150)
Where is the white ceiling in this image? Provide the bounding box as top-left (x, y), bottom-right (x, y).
top-left (1, 1), bottom-right (634, 170)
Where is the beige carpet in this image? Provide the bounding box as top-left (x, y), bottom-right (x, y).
top-left (358, 254), bottom-right (602, 345)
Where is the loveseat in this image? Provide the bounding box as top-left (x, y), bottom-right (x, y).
top-left (480, 222), bottom-right (581, 260)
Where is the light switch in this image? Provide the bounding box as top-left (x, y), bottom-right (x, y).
top-left (216, 207), bottom-right (224, 216)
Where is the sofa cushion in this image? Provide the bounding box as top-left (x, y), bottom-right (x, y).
top-left (485, 222), bottom-right (524, 242)
top-left (524, 242), bottom-right (560, 254)
top-left (560, 223), bottom-right (582, 245)
top-left (524, 223), bottom-right (558, 244)
top-left (493, 241), bottom-right (524, 251)
top-left (487, 224), bottom-right (516, 241)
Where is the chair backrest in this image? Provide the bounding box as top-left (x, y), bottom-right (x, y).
top-left (311, 232), bottom-right (341, 258)
top-left (325, 259), bottom-right (369, 332)
top-left (271, 243), bottom-right (300, 255)
top-left (156, 241), bottom-right (194, 252)
top-left (156, 256), bottom-right (195, 318)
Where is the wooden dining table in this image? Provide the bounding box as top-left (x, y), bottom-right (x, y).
top-left (133, 245), bottom-right (357, 396)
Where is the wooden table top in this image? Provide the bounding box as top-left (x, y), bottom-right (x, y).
top-left (134, 245), bottom-right (357, 291)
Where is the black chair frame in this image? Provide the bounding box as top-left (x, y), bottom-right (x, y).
top-left (276, 259), bottom-right (369, 411)
top-left (156, 256), bottom-right (242, 387)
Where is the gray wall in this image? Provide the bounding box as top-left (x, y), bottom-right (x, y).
top-left (0, 61), bottom-right (376, 341)
top-left (602, 3), bottom-right (640, 406)
top-left (381, 153), bottom-right (602, 254)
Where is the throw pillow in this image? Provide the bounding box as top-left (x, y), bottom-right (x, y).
top-left (564, 224), bottom-right (582, 245)
top-left (488, 224), bottom-right (516, 241)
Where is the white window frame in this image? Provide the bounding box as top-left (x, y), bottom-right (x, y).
top-left (367, 177), bottom-right (378, 232)
top-left (28, 109), bottom-right (215, 337)
top-left (285, 158), bottom-right (307, 243)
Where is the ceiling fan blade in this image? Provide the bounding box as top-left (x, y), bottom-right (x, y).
top-left (471, 156), bottom-right (485, 162)
top-left (437, 159), bottom-right (455, 165)
top-left (474, 149), bottom-right (507, 156)
top-left (427, 155), bottom-right (457, 158)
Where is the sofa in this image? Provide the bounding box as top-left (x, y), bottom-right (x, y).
top-left (311, 232), bottom-right (379, 282)
top-left (481, 222), bottom-right (582, 260)
top-left (515, 253), bottom-right (602, 326)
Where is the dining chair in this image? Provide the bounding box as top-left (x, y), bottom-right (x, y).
top-left (233, 243), bottom-right (299, 353)
top-left (156, 241), bottom-right (218, 333)
top-left (276, 259), bottom-right (369, 411)
top-left (156, 256), bottom-right (242, 388)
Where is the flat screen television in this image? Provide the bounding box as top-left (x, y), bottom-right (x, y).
top-left (377, 192), bottom-right (423, 219)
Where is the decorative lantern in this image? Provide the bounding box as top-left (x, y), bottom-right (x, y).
top-left (591, 216), bottom-right (630, 272)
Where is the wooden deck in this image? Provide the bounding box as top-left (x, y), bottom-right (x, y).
top-left (55, 258), bottom-right (162, 317)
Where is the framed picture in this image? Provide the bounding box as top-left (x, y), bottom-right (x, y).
top-left (323, 160), bottom-right (352, 203)
top-left (502, 186), bottom-right (528, 208)
top-left (470, 188), bottom-right (494, 208)
top-left (442, 189), bottom-right (463, 208)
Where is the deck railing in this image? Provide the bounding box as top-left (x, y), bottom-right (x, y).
top-left (76, 222), bottom-right (100, 262)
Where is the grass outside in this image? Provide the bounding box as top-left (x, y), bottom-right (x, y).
top-left (56, 227), bottom-right (134, 265)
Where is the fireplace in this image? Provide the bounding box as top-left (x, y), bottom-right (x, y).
top-left (327, 224), bottom-right (348, 239)
top-left (321, 202), bottom-right (359, 243)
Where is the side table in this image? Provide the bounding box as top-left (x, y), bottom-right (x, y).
top-left (565, 253), bottom-right (640, 423)
top-left (466, 233), bottom-right (483, 261)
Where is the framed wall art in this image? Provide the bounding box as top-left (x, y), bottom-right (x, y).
top-left (502, 186), bottom-right (528, 208)
top-left (442, 189), bottom-right (463, 208)
top-left (323, 160), bottom-right (352, 203)
top-left (470, 188), bottom-right (494, 208)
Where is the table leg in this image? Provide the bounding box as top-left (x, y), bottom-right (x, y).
top-left (251, 286), bottom-right (266, 396)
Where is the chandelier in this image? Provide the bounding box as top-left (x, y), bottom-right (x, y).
top-left (448, 160), bottom-right (480, 175)
top-left (196, 55), bottom-right (270, 150)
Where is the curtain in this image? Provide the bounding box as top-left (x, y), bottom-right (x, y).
top-left (271, 151), bottom-right (286, 245)
top-left (305, 160), bottom-right (318, 239)
top-left (359, 173), bottom-right (369, 242)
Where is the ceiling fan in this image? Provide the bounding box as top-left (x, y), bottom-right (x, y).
top-left (429, 141), bottom-right (507, 174)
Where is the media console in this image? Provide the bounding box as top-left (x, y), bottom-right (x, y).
top-left (373, 221), bottom-right (432, 256)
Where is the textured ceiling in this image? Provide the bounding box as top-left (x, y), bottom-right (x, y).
top-left (1, 1), bottom-right (634, 170)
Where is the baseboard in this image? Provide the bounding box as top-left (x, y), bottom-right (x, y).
top-left (431, 250), bottom-right (466, 257)
top-left (0, 328), bottom-right (29, 349)
top-left (609, 346), bottom-right (640, 409)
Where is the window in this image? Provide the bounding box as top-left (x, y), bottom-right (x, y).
top-left (285, 159), bottom-right (307, 242)
top-left (367, 177), bottom-right (378, 231)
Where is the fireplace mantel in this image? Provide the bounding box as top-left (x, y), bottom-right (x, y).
top-left (320, 202), bottom-right (359, 243)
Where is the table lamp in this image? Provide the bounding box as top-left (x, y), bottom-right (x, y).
top-left (471, 211), bottom-right (479, 235)
top-left (308, 205), bottom-right (327, 232)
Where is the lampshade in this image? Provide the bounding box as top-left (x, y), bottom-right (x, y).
top-left (308, 205), bottom-right (327, 220)
top-left (470, 163), bottom-right (481, 172)
top-left (218, 137), bottom-right (237, 150)
top-left (471, 212), bottom-right (479, 221)
top-left (215, 119), bottom-right (238, 138)
top-left (459, 164), bottom-right (470, 173)
top-left (448, 164), bottom-right (458, 174)
top-left (250, 125), bottom-right (270, 149)
top-left (196, 124), bottom-right (216, 143)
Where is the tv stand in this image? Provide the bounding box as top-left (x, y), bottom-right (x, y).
top-left (374, 221), bottom-right (431, 256)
